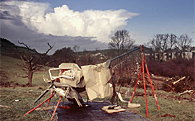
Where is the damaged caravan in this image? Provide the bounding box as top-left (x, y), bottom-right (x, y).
top-left (48, 61), bottom-right (113, 102)
top-left (24, 47), bottom-right (141, 120)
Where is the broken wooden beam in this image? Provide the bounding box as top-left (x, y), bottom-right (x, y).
top-left (173, 76), bottom-right (185, 85)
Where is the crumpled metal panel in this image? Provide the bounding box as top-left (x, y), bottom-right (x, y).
top-left (81, 61), bottom-right (113, 100)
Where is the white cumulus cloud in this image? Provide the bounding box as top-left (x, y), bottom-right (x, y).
top-left (1, 1), bottom-right (139, 43)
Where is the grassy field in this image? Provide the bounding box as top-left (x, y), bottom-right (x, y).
top-left (0, 56), bottom-right (50, 86)
top-left (1, 87), bottom-right (194, 121)
top-left (0, 55), bottom-right (194, 121)
top-left (119, 87), bottom-right (195, 121)
top-left (0, 87), bottom-right (53, 121)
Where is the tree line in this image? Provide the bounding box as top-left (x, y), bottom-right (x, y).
top-left (148, 33), bottom-right (193, 52)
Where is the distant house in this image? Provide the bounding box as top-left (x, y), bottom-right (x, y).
top-left (144, 47), bottom-right (195, 61)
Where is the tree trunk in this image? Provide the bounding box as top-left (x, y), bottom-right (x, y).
top-left (27, 71), bottom-right (33, 87)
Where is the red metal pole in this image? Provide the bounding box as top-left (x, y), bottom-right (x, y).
top-left (140, 46), bottom-right (149, 118)
top-left (51, 96), bottom-right (62, 120)
top-left (46, 92), bottom-right (53, 107)
top-left (24, 93), bottom-right (54, 116)
top-left (129, 67), bottom-right (142, 103)
top-left (46, 98), bottom-right (51, 107)
top-left (142, 46), bottom-right (160, 110)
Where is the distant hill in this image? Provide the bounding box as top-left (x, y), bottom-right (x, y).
top-left (0, 38), bottom-right (140, 67)
top-left (0, 38), bottom-right (16, 48)
top-left (0, 38), bottom-right (113, 66)
top-left (1, 38), bottom-right (17, 58)
top-left (0, 38), bottom-right (38, 58)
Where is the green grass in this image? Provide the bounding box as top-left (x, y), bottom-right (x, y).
top-left (1, 87), bottom-right (194, 121)
top-left (117, 87), bottom-right (195, 121)
top-left (0, 88), bottom-right (53, 121)
top-left (130, 96), bottom-right (195, 121)
top-left (0, 56), bottom-right (57, 120)
top-left (0, 55), bottom-right (50, 86)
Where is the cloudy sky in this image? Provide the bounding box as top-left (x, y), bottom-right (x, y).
top-left (0, 0), bottom-right (194, 54)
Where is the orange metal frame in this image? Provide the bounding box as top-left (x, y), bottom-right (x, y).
top-left (129, 45), bottom-right (160, 118)
top-left (24, 92), bottom-right (63, 120)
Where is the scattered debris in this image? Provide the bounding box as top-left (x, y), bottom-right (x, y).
top-left (173, 76), bottom-right (186, 85)
top-left (179, 90), bottom-right (193, 96)
top-left (0, 105), bottom-right (11, 109)
top-left (128, 103), bottom-right (141, 108)
top-left (117, 92), bottom-right (128, 103)
top-left (159, 113), bottom-right (176, 118)
top-left (101, 105), bottom-right (126, 114)
top-left (162, 76), bottom-right (194, 93)
top-left (58, 106), bottom-right (71, 109)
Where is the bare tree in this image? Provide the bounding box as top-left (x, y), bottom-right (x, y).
top-left (18, 41), bottom-right (53, 86)
top-left (177, 34), bottom-right (193, 51)
top-left (149, 33), bottom-right (178, 52)
top-left (150, 34), bottom-right (169, 52)
top-left (108, 30), bottom-right (135, 55)
top-left (168, 34), bottom-right (177, 50)
top-left (149, 33), bottom-right (193, 52)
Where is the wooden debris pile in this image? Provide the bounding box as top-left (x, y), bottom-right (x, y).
top-left (162, 76), bottom-right (195, 93)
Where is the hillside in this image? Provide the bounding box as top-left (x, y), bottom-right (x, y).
top-left (0, 38), bottom-right (111, 66)
top-left (0, 55), bottom-right (50, 87)
top-left (0, 38), bottom-right (39, 59)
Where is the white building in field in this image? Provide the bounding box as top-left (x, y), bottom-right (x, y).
top-left (147, 51), bottom-right (194, 61)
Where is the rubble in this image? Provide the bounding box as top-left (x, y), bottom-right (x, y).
top-left (101, 105), bottom-right (126, 114)
top-left (162, 76), bottom-right (194, 93)
top-left (173, 76), bottom-right (186, 85)
top-left (0, 105), bottom-right (11, 109)
top-left (128, 103), bottom-right (141, 108)
top-left (179, 90), bottom-right (193, 96)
